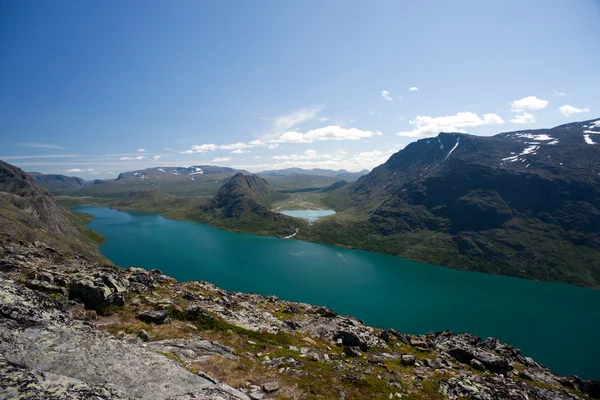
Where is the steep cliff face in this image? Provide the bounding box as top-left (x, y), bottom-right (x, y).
top-left (28, 172), bottom-right (85, 192)
top-left (0, 161), bottom-right (75, 236)
top-left (0, 160), bottom-right (104, 260)
top-left (315, 119), bottom-right (600, 287)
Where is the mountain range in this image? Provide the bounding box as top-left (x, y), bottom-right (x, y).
top-left (310, 118), bottom-right (600, 287)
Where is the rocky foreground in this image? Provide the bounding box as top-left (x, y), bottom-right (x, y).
top-left (1, 241), bottom-right (599, 400)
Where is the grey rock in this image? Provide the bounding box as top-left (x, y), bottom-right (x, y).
top-left (262, 381), bottom-right (280, 393)
top-left (0, 276), bottom-right (243, 400)
top-left (470, 358), bottom-right (486, 371)
top-left (136, 310), bottom-right (169, 324)
top-left (401, 354), bottom-right (416, 365)
top-left (343, 346), bottom-right (361, 357)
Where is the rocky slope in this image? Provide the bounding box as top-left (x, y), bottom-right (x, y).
top-left (27, 172), bottom-right (85, 192)
top-left (0, 161), bottom-right (105, 260)
top-left (1, 240), bottom-right (598, 399)
top-left (316, 118), bottom-right (600, 287)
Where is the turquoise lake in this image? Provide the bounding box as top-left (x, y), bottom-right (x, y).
top-left (75, 206), bottom-right (600, 379)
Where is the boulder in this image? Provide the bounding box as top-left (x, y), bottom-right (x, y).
top-left (262, 381), bottom-right (280, 393)
top-left (136, 310), bottom-right (168, 325)
top-left (401, 354), bottom-right (416, 365)
top-left (69, 279), bottom-right (113, 309)
top-left (343, 346), bottom-right (361, 357)
top-left (470, 359), bottom-right (486, 371)
top-left (335, 331), bottom-right (368, 351)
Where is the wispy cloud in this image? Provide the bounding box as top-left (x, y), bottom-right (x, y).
top-left (137, 148), bottom-right (146, 153)
top-left (408, 86), bottom-right (419, 92)
top-left (18, 142), bottom-right (64, 149)
top-left (213, 157), bottom-right (231, 162)
top-left (0, 154), bottom-right (80, 160)
top-left (120, 155), bottom-right (147, 160)
top-left (270, 107), bottom-right (322, 131)
top-left (64, 168), bottom-right (83, 173)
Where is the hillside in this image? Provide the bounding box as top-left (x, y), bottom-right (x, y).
top-left (311, 118), bottom-right (600, 287)
top-left (27, 172), bottom-right (85, 192)
top-left (0, 161), bottom-right (105, 259)
top-left (190, 173), bottom-right (306, 236)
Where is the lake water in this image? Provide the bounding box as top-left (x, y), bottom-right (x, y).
top-left (74, 206), bottom-right (600, 379)
top-left (279, 209), bottom-right (336, 222)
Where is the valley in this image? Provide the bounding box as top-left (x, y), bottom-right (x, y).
top-left (47, 118), bottom-right (600, 288)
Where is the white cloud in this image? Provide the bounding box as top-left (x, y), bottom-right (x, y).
top-left (553, 91), bottom-right (566, 96)
top-left (558, 105), bottom-right (590, 117)
top-left (153, 155), bottom-right (161, 159)
top-left (510, 96), bottom-right (548, 111)
top-left (87, 169), bottom-right (94, 172)
top-left (272, 149), bottom-right (332, 161)
top-left (271, 107), bottom-right (321, 131)
top-left (219, 142), bottom-right (250, 151)
top-left (181, 144), bottom-right (218, 154)
top-left (397, 112), bottom-right (504, 137)
top-left (213, 157), bottom-right (231, 162)
top-left (231, 149), bottom-right (248, 154)
top-left (408, 87), bottom-right (418, 92)
top-left (164, 147), bottom-right (173, 151)
top-left (275, 126), bottom-right (382, 143)
top-left (137, 148), bottom-right (146, 153)
top-left (267, 144), bottom-right (278, 149)
top-left (18, 143), bottom-right (65, 149)
top-left (381, 90), bottom-right (393, 101)
top-left (64, 168), bottom-right (83, 173)
top-left (510, 112), bottom-right (536, 124)
top-left (120, 155), bottom-right (147, 160)
top-left (368, 111), bottom-right (381, 116)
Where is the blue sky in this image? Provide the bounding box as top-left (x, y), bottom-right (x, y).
top-left (1, 0), bottom-right (599, 177)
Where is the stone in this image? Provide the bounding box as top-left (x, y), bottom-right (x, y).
top-left (470, 358), bottom-right (486, 371)
top-left (262, 381), bottom-right (280, 393)
top-left (401, 354), bottom-right (416, 365)
top-left (343, 346), bottom-right (361, 357)
top-left (136, 310), bottom-right (168, 325)
top-left (138, 329), bottom-right (151, 342)
top-left (335, 331), bottom-right (368, 351)
top-left (409, 339), bottom-right (429, 350)
top-left (69, 279), bottom-right (114, 309)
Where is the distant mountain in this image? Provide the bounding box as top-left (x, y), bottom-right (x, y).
top-left (116, 165), bottom-right (245, 181)
top-left (258, 168), bottom-right (369, 181)
top-left (312, 118), bottom-right (600, 287)
top-left (196, 172), bottom-right (305, 236)
top-left (27, 172), bottom-right (84, 192)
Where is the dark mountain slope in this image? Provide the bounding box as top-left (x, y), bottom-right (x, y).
top-left (27, 172), bottom-right (85, 192)
top-left (0, 160), bottom-right (105, 260)
top-left (312, 119), bottom-right (600, 287)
